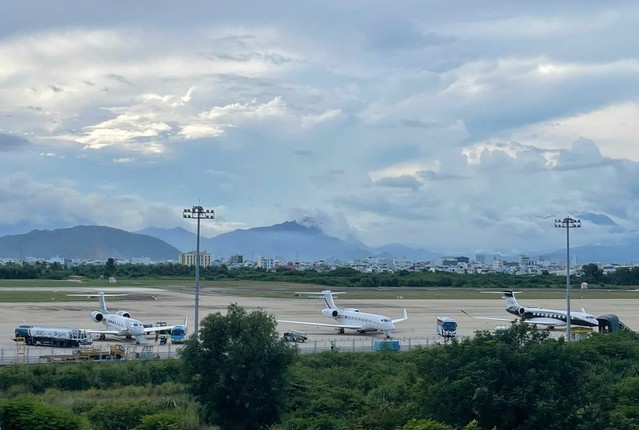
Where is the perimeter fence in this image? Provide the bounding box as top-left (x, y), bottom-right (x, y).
top-left (0, 335), bottom-right (467, 365)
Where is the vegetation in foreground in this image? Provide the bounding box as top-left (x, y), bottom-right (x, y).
top-left (3, 304), bottom-right (639, 429)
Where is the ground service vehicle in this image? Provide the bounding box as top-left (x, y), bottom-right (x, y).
top-left (436, 316), bottom-right (457, 339)
top-left (170, 325), bottom-right (187, 343)
top-left (283, 330), bottom-right (308, 342)
top-left (15, 325), bottom-right (93, 348)
top-left (76, 344), bottom-right (126, 360)
top-left (155, 321), bottom-right (171, 334)
top-left (40, 344), bottom-right (126, 363)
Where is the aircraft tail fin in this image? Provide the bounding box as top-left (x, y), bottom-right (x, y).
top-left (502, 290), bottom-right (519, 309)
top-left (98, 291), bottom-right (108, 314)
top-left (321, 290), bottom-right (339, 309)
top-left (295, 290), bottom-right (344, 309)
top-left (67, 291), bottom-right (126, 315)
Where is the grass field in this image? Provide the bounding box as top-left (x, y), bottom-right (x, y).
top-left (0, 278), bottom-right (637, 302)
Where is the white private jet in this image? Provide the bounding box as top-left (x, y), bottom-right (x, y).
top-left (69, 291), bottom-right (186, 344)
top-left (278, 290), bottom-right (408, 338)
top-left (461, 290), bottom-right (599, 329)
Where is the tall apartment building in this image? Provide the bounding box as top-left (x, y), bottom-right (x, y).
top-left (178, 251), bottom-right (212, 267)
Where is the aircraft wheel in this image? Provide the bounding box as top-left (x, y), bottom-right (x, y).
top-left (338, 328), bottom-right (345, 334)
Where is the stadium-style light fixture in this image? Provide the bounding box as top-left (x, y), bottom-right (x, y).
top-left (554, 217), bottom-right (581, 342)
top-left (183, 205), bottom-right (215, 337)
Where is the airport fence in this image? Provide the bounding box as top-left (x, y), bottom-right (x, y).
top-left (293, 335), bottom-right (469, 353)
top-left (0, 342), bottom-right (184, 365)
top-left (0, 336), bottom-right (469, 365)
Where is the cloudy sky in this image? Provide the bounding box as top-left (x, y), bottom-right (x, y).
top-left (1, 1), bottom-right (638, 255)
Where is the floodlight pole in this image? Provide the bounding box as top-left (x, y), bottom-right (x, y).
top-left (554, 217), bottom-right (581, 342)
top-left (183, 205), bottom-right (215, 337)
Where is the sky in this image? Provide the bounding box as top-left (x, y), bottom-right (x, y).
top-left (1, 1), bottom-right (639, 255)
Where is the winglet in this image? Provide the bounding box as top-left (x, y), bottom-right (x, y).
top-left (392, 308), bottom-right (408, 324)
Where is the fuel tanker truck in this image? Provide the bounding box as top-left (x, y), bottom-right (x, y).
top-left (14, 325), bottom-right (93, 348)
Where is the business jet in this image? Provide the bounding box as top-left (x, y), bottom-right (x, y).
top-left (460, 290), bottom-right (599, 329)
top-left (69, 291), bottom-right (187, 343)
top-left (278, 290), bottom-right (408, 338)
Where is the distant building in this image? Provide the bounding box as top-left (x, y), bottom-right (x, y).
top-left (442, 256), bottom-right (469, 266)
top-left (228, 254), bottom-right (243, 264)
top-left (518, 255), bottom-right (530, 269)
top-left (178, 251), bottom-right (212, 267)
top-left (256, 257), bottom-right (274, 270)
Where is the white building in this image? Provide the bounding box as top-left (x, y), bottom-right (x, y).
top-left (178, 251), bottom-right (212, 267)
top-left (256, 257), bottom-right (274, 270)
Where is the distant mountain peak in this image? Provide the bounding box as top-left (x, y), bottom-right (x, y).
top-left (274, 221), bottom-right (322, 233)
top-left (0, 225), bottom-right (180, 260)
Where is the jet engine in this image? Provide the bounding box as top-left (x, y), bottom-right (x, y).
top-left (116, 310), bottom-right (131, 318)
top-left (517, 307), bottom-right (527, 316)
top-left (321, 308), bottom-right (339, 318)
top-left (91, 311), bottom-right (104, 322)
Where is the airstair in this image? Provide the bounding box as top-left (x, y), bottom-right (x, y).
top-left (597, 314), bottom-right (633, 333)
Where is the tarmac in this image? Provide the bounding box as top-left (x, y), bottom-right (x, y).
top-left (1, 285), bottom-right (639, 361)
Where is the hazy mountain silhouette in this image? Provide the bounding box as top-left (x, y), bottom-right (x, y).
top-left (538, 244), bottom-right (639, 265)
top-left (3, 222), bottom-right (639, 264)
top-left (0, 225), bottom-right (180, 260)
top-left (137, 226), bottom-right (195, 253)
top-left (144, 221), bottom-right (441, 262)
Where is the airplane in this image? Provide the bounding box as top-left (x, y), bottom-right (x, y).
top-left (278, 289), bottom-right (408, 338)
top-left (69, 291), bottom-right (187, 343)
top-left (460, 290), bottom-right (599, 329)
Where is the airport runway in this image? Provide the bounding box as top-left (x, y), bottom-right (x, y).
top-left (1, 285), bottom-right (638, 361)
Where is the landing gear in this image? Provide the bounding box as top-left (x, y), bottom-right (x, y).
top-left (338, 328), bottom-right (345, 334)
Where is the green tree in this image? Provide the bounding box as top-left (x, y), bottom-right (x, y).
top-left (181, 303), bottom-right (298, 430)
top-left (104, 257), bottom-right (117, 278)
top-left (582, 263), bottom-right (603, 282)
top-left (0, 397), bottom-right (84, 430)
top-left (86, 399), bottom-right (154, 430)
top-left (398, 418), bottom-right (454, 430)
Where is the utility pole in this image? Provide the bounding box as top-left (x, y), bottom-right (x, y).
top-left (554, 217), bottom-right (581, 341)
top-left (183, 205), bottom-right (215, 337)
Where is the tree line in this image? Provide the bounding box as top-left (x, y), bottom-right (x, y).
top-left (3, 304), bottom-right (639, 429)
top-left (2, 259), bottom-right (639, 288)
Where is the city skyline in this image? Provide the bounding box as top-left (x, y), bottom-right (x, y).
top-left (2, 2), bottom-right (639, 255)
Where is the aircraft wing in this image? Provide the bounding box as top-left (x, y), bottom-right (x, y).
top-left (278, 320), bottom-right (362, 330)
top-left (85, 329), bottom-right (121, 335)
top-left (392, 309), bottom-right (408, 324)
top-left (143, 324), bottom-right (179, 334)
top-left (143, 317), bottom-right (188, 334)
top-left (460, 309), bottom-right (515, 322)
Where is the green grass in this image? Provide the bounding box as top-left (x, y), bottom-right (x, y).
top-left (0, 278), bottom-right (638, 302)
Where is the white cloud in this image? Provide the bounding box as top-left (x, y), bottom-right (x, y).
top-left (1, 1), bottom-right (639, 255)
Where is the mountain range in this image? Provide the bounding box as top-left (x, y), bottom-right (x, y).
top-left (0, 225), bottom-right (180, 261)
top-left (138, 221), bottom-right (441, 262)
top-left (1, 221), bottom-right (639, 264)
